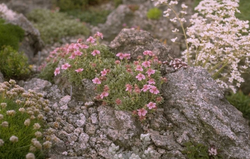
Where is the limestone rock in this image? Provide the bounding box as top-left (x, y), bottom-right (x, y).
top-left (162, 67), bottom-right (250, 158)
top-left (109, 28), bottom-right (171, 61)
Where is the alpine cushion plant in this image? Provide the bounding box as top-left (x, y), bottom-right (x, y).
top-left (153, 0), bottom-right (250, 93)
top-left (93, 51), bottom-right (166, 120)
top-left (40, 32), bottom-right (115, 86)
top-left (45, 32), bottom-right (166, 120)
top-left (0, 80), bottom-right (52, 159)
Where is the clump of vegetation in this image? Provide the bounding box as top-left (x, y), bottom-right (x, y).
top-left (42, 32), bottom-right (166, 120)
top-left (147, 8), bottom-right (162, 20)
top-left (113, 0), bottom-right (123, 7)
top-left (0, 46), bottom-right (30, 80)
top-left (226, 91), bottom-right (250, 121)
top-left (182, 142), bottom-right (223, 159)
top-left (53, 0), bottom-right (103, 11)
top-left (0, 80), bottom-right (52, 159)
top-left (27, 9), bottom-right (90, 44)
top-left (0, 18), bottom-right (25, 50)
top-left (65, 8), bottom-right (111, 26)
top-left (38, 62), bottom-right (58, 83)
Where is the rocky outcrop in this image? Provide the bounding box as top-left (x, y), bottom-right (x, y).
top-left (109, 28), bottom-right (172, 61)
top-left (162, 66), bottom-right (250, 158)
top-left (21, 65), bottom-right (250, 159)
top-left (4, 0), bottom-right (52, 15)
top-left (92, 4), bottom-right (134, 41)
top-left (93, 0), bottom-right (194, 57)
top-left (0, 4), bottom-right (44, 62)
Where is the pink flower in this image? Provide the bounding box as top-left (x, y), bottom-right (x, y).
top-left (69, 52), bottom-right (76, 59)
top-left (142, 61), bottom-right (151, 68)
top-left (75, 68), bottom-right (84, 73)
top-left (147, 102), bottom-right (156, 109)
top-left (134, 61), bottom-right (139, 65)
top-left (54, 67), bottom-right (60, 76)
top-left (147, 68), bottom-right (156, 76)
top-left (148, 79), bottom-right (155, 85)
top-left (94, 32), bottom-right (103, 39)
top-left (79, 44), bottom-right (89, 49)
top-left (116, 53), bottom-right (124, 60)
top-left (141, 84), bottom-right (150, 92)
top-left (101, 69), bottom-right (108, 76)
top-left (115, 98), bottom-right (122, 105)
top-left (149, 86), bottom-right (160, 94)
top-left (61, 63), bottom-right (71, 70)
top-left (135, 65), bottom-right (143, 72)
top-left (77, 38), bottom-right (82, 43)
top-left (137, 108), bottom-right (147, 117)
top-left (134, 84), bottom-right (141, 94)
top-left (91, 50), bottom-right (100, 56)
top-left (143, 50), bottom-right (153, 56)
top-left (136, 73), bottom-right (146, 81)
top-left (115, 60), bottom-right (120, 64)
top-left (100, 91), bottom-right (109, 99)
top-left (123, 53), bottom-right (131, 60)
top-left (74, 50), bottom-right (83, 56)
top-left (104, 85), bottom-right (109, 91)
top-left (92, 78), bottom-right (101, 84)
top-left (125, 84), bottom-right (133, 92)
top-left (87, 36), bottom-right (96, 43)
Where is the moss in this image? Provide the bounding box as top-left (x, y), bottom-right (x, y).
top-left (147, 8), bottom-right (162, 20)
top-left (0, 18), bottom-right (25, 50)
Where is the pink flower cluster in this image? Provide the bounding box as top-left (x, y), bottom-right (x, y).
top-left (50, 32), bottom-right (104, 76)
top-left (116, 53), bottom-right (131, 60)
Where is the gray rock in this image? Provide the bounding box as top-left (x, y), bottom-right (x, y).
top-left (92, 5), bottom-right (134, 41)
top-left (162, 66), bottom-right (250, 159)
top-left (0, 71), bottom-right (4, 83)
top-left (109, 28), bottom-right (171, 61)
top-left (0, 6), bottom-right (44, 62)
top-left (97, 106), bottom-right (142, 147)
top-left (4, 0), bottom-right (52, 15)
top-left (21, 77), bottom-right (51, 95)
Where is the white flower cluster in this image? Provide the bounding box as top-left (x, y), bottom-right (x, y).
top-left (154, 0), bottom-right (250, 93)
top-left (0, 3), bottom-right (16, 21)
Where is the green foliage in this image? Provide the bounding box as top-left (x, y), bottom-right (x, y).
top-left (27, 9), bottom-right (90, 44)
top-left (182, 142), bottom-right (223, 159)
top-left (0, 46), bottom-right (30, 80)
top-left (0, 80), bottom-right (51, 159)
top-left (226, 91), bottom-right (250, 120)
top-left (65, 9), bottom-right (111, 26)
top-left (95, 55), bottom-right (164, 112)
top-left (54, 0), bottom-right (102, 11)
top-left (147, 8), bottom-right (162, 20)
top-left (0, 18), bottom-right (25, 50)
top-left (183, 142), bottom-right (209, 159)
top-left (113, 0), bottom-right (123, 7)
top-left (64, 44), bottom-right (116, 85)
top-left (38, 62), bottom-right (58, 83)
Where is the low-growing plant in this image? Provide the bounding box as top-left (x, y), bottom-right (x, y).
top-left (27, 9), bottom-right (90, 44)
top-left (154, 0), bottom-right (250, 93)
top-left (113, 0), bottom-right (123, 7)
top-left (0, 18), bottom-right (25, 50)
top-left (46, 32), bottom-right (166, 120)
top-left (0, 46), bottom-right (30, 80)
top-left (226, 91), bottom-right (250, 121)
top-left (182, 142), bottom-right (223, 159)
top-left (147, 8), bottom-right (162, 20)
top-left (53, 0), bottom-right (103, 11)
top-left (38, 62), bottom-right (59, 83)
top-left (65, 9), bottom-right (111, 26)
top-left (0, 80), bottom-right (52, 159)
